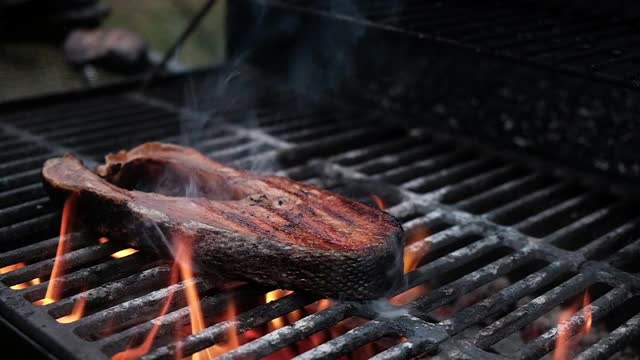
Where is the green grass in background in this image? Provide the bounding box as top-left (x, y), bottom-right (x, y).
top-left (0, 0), bottom-right (226, 102)
top-left (105, 0), bottom-right (226, 68)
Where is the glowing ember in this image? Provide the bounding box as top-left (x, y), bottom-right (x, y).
top-left (553, 290), bottom-right (592, 360)
top-left (1, 262), bottom-right (42, 290)
top-left (57, 293), bottom-right (87, 324)
top-left (99, 237), bottom-right (110, 244)
top-left (0, 262), bottom-right (25, 274)
top-left (370, 194), bottom-right (387, 210)
top-left (35, 194), bottom-right (78, 306)
top-left (308, 299), bottom-right (332, 348)
top-left (266, 290), bottom-right (293, 331)
top-left (389, 284), bottom-right (429, 306)
top-left (10, 276), bottom-right (42, 290)
top-left (112, 262), bottom-right (179, 360)
top-left (111, 248), bottom-right (139, 259)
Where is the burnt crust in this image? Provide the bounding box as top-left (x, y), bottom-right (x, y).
top-left (41, 145), bottom-right (404, 300)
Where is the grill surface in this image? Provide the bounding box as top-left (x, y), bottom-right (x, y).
top-left (228, 0), bottom-right (640, 183)
top-left (0, 66), bottom-right (640, 359)
top-left (263, 0), bottom-right (640, 89)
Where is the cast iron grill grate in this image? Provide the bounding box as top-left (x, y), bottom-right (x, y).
top-left (0, 67), bottom-right (639, 359)
top-left (266, 0), bottom-right (640, 88)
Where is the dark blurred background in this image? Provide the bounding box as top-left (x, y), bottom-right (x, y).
top-left (0, 0), bottom-right (226, 102)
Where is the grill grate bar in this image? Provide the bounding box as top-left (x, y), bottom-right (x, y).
top-left (409, 248), bottom-right (530, 318)
top-left (580, 218), bottom-right (640, 260)
top-left (73, 279), bottom-right (206, 339)
top-left (0, 168), bottom-right (42, 191)
top-left (139, 293), bottom-right (315, 360)
top-left (455, 172), bottom-right (550, 213)
top-left (606, 238), bottom-right (640, 271)
top-left (475, 273), bottom-right (593, 349)
top-left (25, 105), bottom-right (165, 135)
top-left (4, 97), bottom-right (137, 127)
top-left (0, 145), bottom-right (48, 164)
top-left (486, 180), bottom-right (575, 225)
top-left (515, 192), bottom-right (612, 238)
top-left (0, 234), bottom-right (83, 268)
top-left (40, 256), bottom-right (163, 315)
top-left (0, 242), bottom-right (119, 286)
top-left (0, 197), bottom-right (52, 228)
top-left (97, 287), bottom-right (266, 355)
top-left (354, 141), bottom-right (450, 175)
top-left (574, 310), bottom-right (640, 360)
top-left (443, 260), bottom-right (571, 335)
top-left (517, 286), bottom-right (635, 360)
top-left (0, 138), bottom-right (34, 152)
top-left (48, 111), bottom-right (173, 144)
top-left (24, 254), bottom-right (158, 305)
top-left (331, 135), bottom-right (423, 167)
top-left (440, 164), bottom-right (528, 204)
top-left (402, 157), bottom-right (501, 193)
top-left (293, 320), bottom-right (393, 360)
top-left (218, 303), bottom-right (350, 360)
top-left (71, 127), bottom-right (180, 158)
top-left (404, 235), bottom-right (502, 294)
top-left (543, 201), bottom-right (632, 247)
top-left (402, 8), bottom-right (518, 32)
top-left (377, 149), bottom-right (473, 185)
top-left (0, 212), bottom-right (59, 250)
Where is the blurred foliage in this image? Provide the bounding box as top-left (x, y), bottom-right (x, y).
top-left (0, 0), bottom-right (226, 102)
top-left (105, 0), bottom-right (226, 68)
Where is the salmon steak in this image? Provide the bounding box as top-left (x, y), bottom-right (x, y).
top-left (42, 143), bottom-right (404, 300)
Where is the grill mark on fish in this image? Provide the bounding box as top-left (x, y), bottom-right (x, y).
top-left (42, 143), bottom-right (405, 299)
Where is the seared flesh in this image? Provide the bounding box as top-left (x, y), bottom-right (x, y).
top-left (42, 143), bottom-right (404, 299)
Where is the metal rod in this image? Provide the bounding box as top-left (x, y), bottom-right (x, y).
top-left (142, 0), bottom-right (218, 87)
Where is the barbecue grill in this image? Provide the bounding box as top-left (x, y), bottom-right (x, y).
top-left (1, 1), bottom-right (640, 359)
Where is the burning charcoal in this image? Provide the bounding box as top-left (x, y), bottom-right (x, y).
top-left (63, 28), bottom-right (149, 73)
top-left (41, 143), bottom-right (404, 300)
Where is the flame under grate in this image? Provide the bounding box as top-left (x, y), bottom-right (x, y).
top-left (0, 67), bottom-right (639, 359)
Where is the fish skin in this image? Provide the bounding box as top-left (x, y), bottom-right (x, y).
top-left (42, 144), bottom-right (404, 300)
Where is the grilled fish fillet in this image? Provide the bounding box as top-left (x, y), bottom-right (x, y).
top-left (42, 143), bottom-right (404, 299)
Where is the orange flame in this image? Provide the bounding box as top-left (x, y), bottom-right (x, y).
top-left (390, 285), bottom-right (429, 306)
top-left (35, 193), bottom-right (78, 305)
top-left (174, 237), bottom-right (217, 360)
top-left (112, 262), bottom-right (179, 360)
top-left (10, 277), bottom-right (41, 290)
top-left (389, 224), bottom-right (431, 305)
top-left (370, 195), bottom-right (386, 210)
top-left (206, 295), bottom-right (240, 358)
top-left (57, 293), bottom-right (87, 324)
top-left (266, 290), bottom-right (293, 331)
top-left (0, 262), bottom-right (25, 274)
top-left (308, 299), bottom-right (332, 348)
top-left (583, 290), bottom-right (592, 333)
top-left (111, 248), bottom-right (139, 259)
top-left (402, 224), bottom-right (431, 273)
top-left (553, 290), bottom-right (592, 360)
top-left (99, 237), bottom-right (110, 244)
top-left (1, 262), bottom-right (42, 290)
